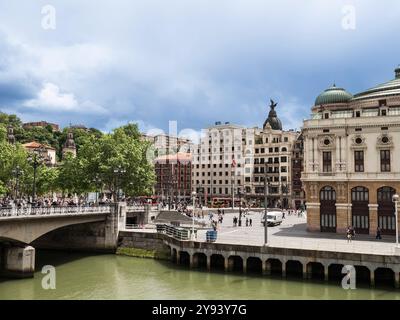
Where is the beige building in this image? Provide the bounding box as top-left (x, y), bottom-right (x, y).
top-left (302, 67), bottom-right (400, 235)
top-left (22, 142), bottom-right (57, 166)
top-left (191, 102), bottom-right (301, 208)
top-left (142, 134), bottom-right (193, 156)
top-left (192, 122), bottom-right (250, 207)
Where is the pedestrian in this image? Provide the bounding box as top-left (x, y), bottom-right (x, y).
top-left (346, 226), bottom-right (352, 243)
top-left (249, 218), bottom-right (252, 227)
top-left (376, 227), bottom-right (382, 240)
top-left (351, 226), bottom-right (356, 240)
top-left (246, 218), bottom-right (249, 227)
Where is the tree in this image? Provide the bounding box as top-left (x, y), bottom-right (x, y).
top-left (0, 141), bottom-right (30, 196)
top-left (0, 124), bottom-right (6, 142)
top-left (56, 123), bottom-right (156, 199)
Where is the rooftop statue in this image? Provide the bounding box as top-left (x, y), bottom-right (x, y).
top-left (270, 99), bottom-right (278, 110)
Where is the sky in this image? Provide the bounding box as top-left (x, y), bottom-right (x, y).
top-left (0, 0), bottom-right (399, 138)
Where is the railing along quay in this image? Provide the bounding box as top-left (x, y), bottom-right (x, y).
top-left (0, 205), bottom-right (113, 218)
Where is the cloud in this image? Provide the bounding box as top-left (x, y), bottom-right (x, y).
top-left (24, 82), bottom-right (108, 114)
top-left (0, 0), bottom-right (400, 132)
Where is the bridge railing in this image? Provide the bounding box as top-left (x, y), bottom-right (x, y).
top-left (126, 205), bottom-right (145, 212)
top-left (0, 205), bottom-right (113, 218)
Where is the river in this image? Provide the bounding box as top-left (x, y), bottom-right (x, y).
top-left (0, 251), bottom-right (399, 300)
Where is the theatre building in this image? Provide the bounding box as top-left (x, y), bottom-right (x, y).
top-left (302, 67), bottom-right (400, 235)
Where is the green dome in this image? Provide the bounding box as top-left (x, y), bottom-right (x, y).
top-left (315, 85), bottom-right (353, 106)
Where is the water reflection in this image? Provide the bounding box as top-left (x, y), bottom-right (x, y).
top-left (0, 251), bottom-right (400, 300)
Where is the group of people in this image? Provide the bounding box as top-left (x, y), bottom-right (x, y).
top-left (346, 226), bottom-right (384, 242)
top-left (233, 213), bottom-right (253, 227)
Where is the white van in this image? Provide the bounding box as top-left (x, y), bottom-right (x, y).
top-left (261, 209), bottom-right (283, 226)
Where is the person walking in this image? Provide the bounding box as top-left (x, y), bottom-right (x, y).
top-left (376, 227), bottom-right (382, 240)
top-left (346, 226), bottom-right (352, 243)
top-left (351, 226), bottom-right (356, 240)
top-left (249, 218), bottom-right (253, 227)
top-left (246, 218), bottom-right (249, 227)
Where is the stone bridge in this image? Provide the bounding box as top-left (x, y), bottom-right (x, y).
top-left (0, 204), bottom-right (152, 278)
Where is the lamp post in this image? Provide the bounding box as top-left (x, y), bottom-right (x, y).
top-left (192, 191), bottom-right (196, 240)
top-left (238, 189), bottom-right (242, 227)
top-left (264, 163), bottom-right (270, 246)
top-left (92, 174), bottom-right (102, 204)
top-left (12, 165), bottom-right (24, 200)
top-left (113, 165), bottom-right (126, 202)
top-left (393, 194), bottom-right (399, 250)
top-left (27, 147), bottom-right (48, 206)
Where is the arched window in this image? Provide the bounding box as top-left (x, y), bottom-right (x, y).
top-left (351, 186), bottom-right (369, 202)
top-left (320, 186), bottom-right (336, 233)
top-left (281, 147), bottom-right (287, 152)
top-left (378, 186), bottom-right (396, 202)
top-left (378, 186), bottom-right (396, 235)
top-left (320, 186), bottom-right (336, 201)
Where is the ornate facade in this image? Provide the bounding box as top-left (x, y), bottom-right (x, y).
top-left (302, 67), bottom-right (400, 235)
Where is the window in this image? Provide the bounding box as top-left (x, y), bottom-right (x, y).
top-left (380, 150), bottom-right (391, 172)
top-left (323, 152), bottom-right (332, 172)
top-left (354, 151), bottom-right (364, 172)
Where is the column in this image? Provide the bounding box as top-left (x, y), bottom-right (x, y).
top-left (262, 260), bottom-right (271, 276)
top-left (176, 251), bottom-right (181, 265)
top-left (243, 258), bottom-right (247, 274)
top-left (224, 257), bottom-right (229, 272)
top-left (336, 203), bottom-right (351, 234)
top-left (3, 246), bottom-right (35, 278)
top-left (302, 263), bottom-right (308, 279)
top-left (281, 260), bottom-right (286, 278)
top-left (370, 269), bottom-right (375, 287)
top-left (324, 265), bottom-right (329, 281)
top-left (368, 204), bottom-right (378, 236)
top-left (189, 253), bottom-right (197, 269)
top-left (395, 272), bottom-right (400, 289)
top-left (206, 255), bottom-right (211, 271)
top-left (305, 203), bottom-right (320, 232)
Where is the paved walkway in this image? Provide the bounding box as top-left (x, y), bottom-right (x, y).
top-left (195, 211), bottom-right (400, 256)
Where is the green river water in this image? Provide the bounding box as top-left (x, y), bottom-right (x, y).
top-left (0, 251), bottom-right (399, 300)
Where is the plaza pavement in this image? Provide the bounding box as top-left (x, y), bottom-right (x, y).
top-left (194, 211), bottom-right (399, 256)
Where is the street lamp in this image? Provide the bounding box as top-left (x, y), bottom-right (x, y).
top-left (27, 147), bottom-right (49, 205)
top-left (92, 174), bottom-right (102, 204)
top-left (113, 166), bottom-right (126, 202)
top-left (264, 163), bottom-right (271, 246)
top-left (192, 191), bottom-right (196, 240)
top-left (393, 194), bottom-right (399, 250)
top-left (238, 189), bottom-right (242, 227)
top-left (12, 165), bottom-right (24, 200)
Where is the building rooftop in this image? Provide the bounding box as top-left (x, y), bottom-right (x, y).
top-left (352, 68), bottom-right (400, 101)
top-left (154, 152), bottom-right (192, 163)
top-left (314, 85), bottom-right (353, 106)
top-left (22, 142), bottom-right (56, 151)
